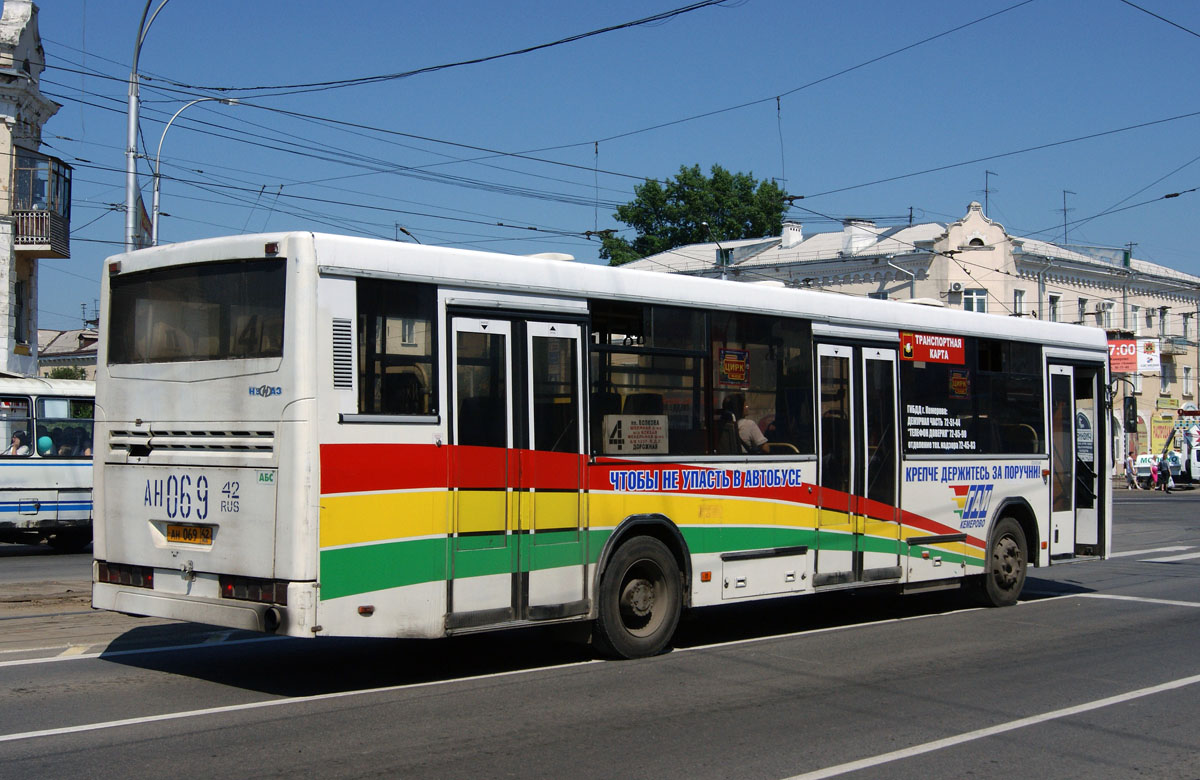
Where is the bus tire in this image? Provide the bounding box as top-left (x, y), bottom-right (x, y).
top-left (592, 536), bottom-right (682, 659)
top-left (47, 529), bottom-right (91, 553)
top-left (976, 517), bottom-right (1027, 607)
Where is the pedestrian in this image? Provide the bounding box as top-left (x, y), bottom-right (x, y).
top-left (1124, 451), bottom-right (1140, 490)
top-left (1150, 457), bottom-right (1159, 491)
top-left (1161, 457), bottom-right (1174, 493)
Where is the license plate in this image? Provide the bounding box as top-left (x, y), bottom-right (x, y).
top-left (166, 523), bottom-right (213, 545)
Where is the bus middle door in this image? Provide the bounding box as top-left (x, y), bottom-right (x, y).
top-left (815, 343), bottom-right (902, 587)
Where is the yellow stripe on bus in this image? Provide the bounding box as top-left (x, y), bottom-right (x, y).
top-left (320, 491), bottom-right (450, 548)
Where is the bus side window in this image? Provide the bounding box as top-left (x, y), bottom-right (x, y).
top-left (35, 397), bottom-right (94, 459)
top-left (0, 396), bottom-right (32, 457)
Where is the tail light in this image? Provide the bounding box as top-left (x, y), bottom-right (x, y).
top-left (219, 575), bottom-right (288, 605)
top-left (96, 561), bottom-right (154, 589)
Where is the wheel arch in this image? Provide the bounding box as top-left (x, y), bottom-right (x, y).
top-left (595, 513), bottom-right (693, 607)
top-left (990, 497), bottom-right (1038, 565)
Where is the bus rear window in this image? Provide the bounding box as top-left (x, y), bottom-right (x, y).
top-left (108, 259), bottom-right (285, 364)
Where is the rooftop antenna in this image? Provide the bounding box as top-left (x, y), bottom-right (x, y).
top-left (984, 170), bottom-right (998, 215)
top-left (1061, 190), bottom-right (1076, 244)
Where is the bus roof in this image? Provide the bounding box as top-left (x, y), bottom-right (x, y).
top-left (110, 231), bottom-right (1109, 353)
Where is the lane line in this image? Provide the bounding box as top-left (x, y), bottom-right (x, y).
top-left (1140, 551), bottom-right (1200, 563)
top-left (56, 645), bottom-right (89, 657)
top-left (0, 658), bottom-right (601, 744)
top-left (784, 672), bottom-right (1200, 780)
top-left (1107, 546), bottom-right (1193, 558)
top-left (1079, 593), bottom-right (1200, 608)
top-left (0, 635), bottom-right (284, 669)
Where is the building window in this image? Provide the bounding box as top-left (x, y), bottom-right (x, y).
top-left (1132, 372), bottom-right (1142, 394)
top-left (1077, 298), bottom-right (1087, 325)
top-left (1013, 289), bottom-right (1025, 316)
top-left (1098, 302), bottom-right (1113, 329)
top-left (1162, 361), bottom-right (1175, 392)
top-left (1183, 314), bottom-right (1192, 342)
top-left (867, 291), bottom-right (888, 300)
top-left (1185, 366), bottom-right (1194, 397)
top-left (1146, 309), bottom-right (1155, 333)
top-left (1159, 307), bottom-right (1168, 337)
top-left (1131, 305), bottom-right (1141, 335)
top-left (963, 289), bottom-right (987, 313)
top-left (1048, 294), bottom-right (1060, 323)
top-left (12, 281), bottom-right (27, 345)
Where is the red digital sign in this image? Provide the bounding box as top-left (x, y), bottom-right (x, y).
top-left (1107, 339), bottom-right (1137, 373)
top-left (900, 331), bottom-right (965, 365)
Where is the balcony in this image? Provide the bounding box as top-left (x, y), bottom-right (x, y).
top-left (12, 148), bottom-right (71, 259)
top-left (1161, 336), bottom-right (1191, 356)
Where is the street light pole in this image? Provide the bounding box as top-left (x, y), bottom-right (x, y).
top-left (152, 98), bottom-right (238, 245)
top-left (125, 0), bottom-right (175, 253)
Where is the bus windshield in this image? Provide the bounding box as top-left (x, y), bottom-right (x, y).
top-left (108, 259), bottom-right (285, 364)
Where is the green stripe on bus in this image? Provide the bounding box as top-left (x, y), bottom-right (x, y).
top-left (319, 527), bottom-right (984, 601)
top-left (319, 538), bottom-right (448, 601)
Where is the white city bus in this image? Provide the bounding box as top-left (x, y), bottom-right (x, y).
top-left (92, 233), bottom-right (1110, 658)
top-left (0, 378), bottom-right (95, 551)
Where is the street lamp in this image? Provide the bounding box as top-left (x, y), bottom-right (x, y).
top-left (126, 0), bottom-right (175, 252)
top-left (702, 221), bottom-right (729, 281)
top-left (152, 97), bottom-right (238, 245)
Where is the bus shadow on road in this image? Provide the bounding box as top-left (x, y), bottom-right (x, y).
top-left (95, 579), bottom-right (1087, 697)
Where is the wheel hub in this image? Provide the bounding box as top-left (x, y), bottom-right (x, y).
top-left (621, 578), bottom-right (654, 617)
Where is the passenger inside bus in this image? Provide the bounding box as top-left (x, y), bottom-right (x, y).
top-left (4, 430), bottom-right (29, 456)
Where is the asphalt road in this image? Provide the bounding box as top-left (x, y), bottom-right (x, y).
top-left (1, 493), bottom-right (1198, 779)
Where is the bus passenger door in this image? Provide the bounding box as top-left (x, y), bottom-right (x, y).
top-left (448, 317), bottom-right (516, 626)
top-left (860, 347), bottom-right (901, 578)
top-left (815, 345), bottom-right (855, 584)
top-left (1049, 364), bottom-right (1103, 558)
top-left (815, 343), bottom-right (902, 586)
top-left (521, 322), bottom-right (588, 619)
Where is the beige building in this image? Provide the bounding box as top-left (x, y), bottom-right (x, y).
top-left (0, 1), bottom-right (71, 377)
top-left (626, 201), bottom-right (1200, 465)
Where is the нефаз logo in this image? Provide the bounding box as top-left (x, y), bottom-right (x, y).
top-left (249, 385), bottom-right (282, 397)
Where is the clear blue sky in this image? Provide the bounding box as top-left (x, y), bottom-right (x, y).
top-left (32, 0), bottom-right (1200, 330)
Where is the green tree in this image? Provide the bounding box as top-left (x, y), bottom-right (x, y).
top-left (600, 164), bottom-right (786, 266)
top-left (47, 366), bottom-right (87, 380)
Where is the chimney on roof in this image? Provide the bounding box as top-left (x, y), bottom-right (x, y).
top-left (841, 219), bottom-right (876, 256)
top-left (781, 221), bottom-right (803, 249)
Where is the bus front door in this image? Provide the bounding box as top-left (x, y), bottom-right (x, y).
top-left (1049, 364), bottom-right (1103, 558)
top-left (447, 316), bottom-right (587, 630)
top-left (814, 344), bottom-right (901, 587)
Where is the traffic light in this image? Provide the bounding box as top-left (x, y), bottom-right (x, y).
top-left (1124, 396), bottom-right (1138, 433)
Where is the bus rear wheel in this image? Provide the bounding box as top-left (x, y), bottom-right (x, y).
top-left (975, 517), bottom-right (1027, 607)
top-left (592, 536), bottom-right (682, 659)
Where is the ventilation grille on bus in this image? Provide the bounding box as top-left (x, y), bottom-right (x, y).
top-left (332, 318), bottom-right (353, 389)
top-left (109, 429), bottom-right (275, 456)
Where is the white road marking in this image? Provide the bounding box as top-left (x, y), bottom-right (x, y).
top-left (785, 672), bottom-right (1200, 780)
top-left (0, 635), bottom-right (283, 669)
top-left (1107, 545), bottom-right (1193, 558)
top-left (1140, 551), bottom-right (1200, 563)
top-left (1079, 593), bottom-right (1200, 608)
top-left (55, 645), bottom-right (89, 657)
top-left (0, 658), bottom-right (602, 744)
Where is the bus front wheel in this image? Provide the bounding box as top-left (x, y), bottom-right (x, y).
top-left (592, 536), bottom-right (682, 659)
top-left (976, 517), bottom-right (1027, 607)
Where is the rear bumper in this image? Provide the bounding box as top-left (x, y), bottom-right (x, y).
top-left (92, 581), bottom-right (303, 636)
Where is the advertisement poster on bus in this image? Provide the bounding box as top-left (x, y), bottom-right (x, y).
top-left (718, 349), bottom-right (750, 389)
top-left (900, 331), bottom-right (965, 364)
